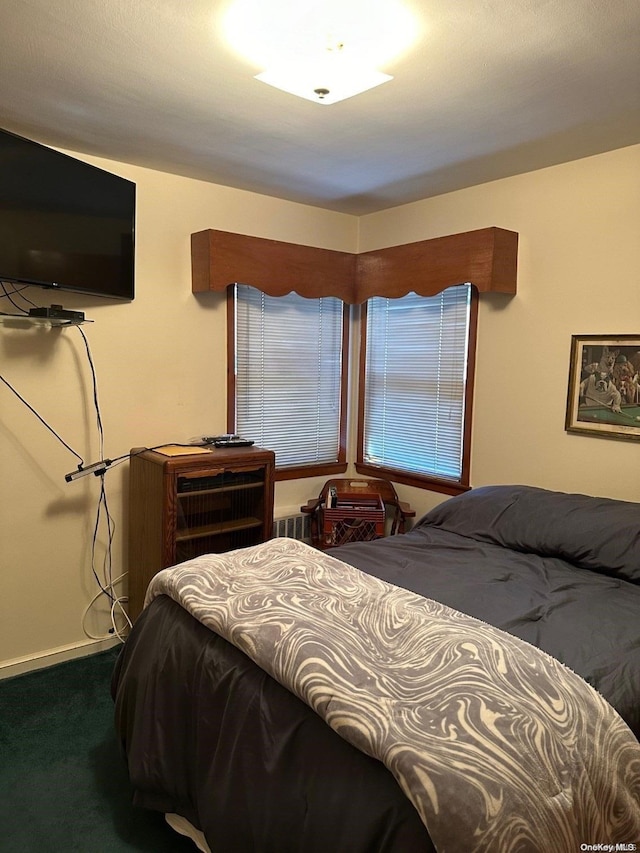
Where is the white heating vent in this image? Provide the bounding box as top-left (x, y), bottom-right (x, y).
top-left (272, 513), bottom-right (311, 543)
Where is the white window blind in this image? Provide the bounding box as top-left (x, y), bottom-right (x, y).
top-left (362, 285), bottom-right (471, 481)
top-left (234, 284), bottom-right (344, 468)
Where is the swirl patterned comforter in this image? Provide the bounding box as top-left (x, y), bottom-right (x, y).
top-left (144, 536), bottom-right (640, 852)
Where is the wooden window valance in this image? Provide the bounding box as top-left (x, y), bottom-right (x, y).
top-left (191, 226), bottom-right (518, 303)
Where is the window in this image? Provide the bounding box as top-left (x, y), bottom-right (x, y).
top-left (228, 284), bottom-right (348, 479)
top-left (356, 285), bottom-right (477, 493)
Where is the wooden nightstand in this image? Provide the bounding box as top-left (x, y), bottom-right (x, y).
top-left (128, 444), bottom-right (275, 619)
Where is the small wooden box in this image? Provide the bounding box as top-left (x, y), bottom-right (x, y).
top-left (322, 492), bottom-right (385, 547)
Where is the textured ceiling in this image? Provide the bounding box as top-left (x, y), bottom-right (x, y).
top-left (1, 0), bottom-right (639, 215)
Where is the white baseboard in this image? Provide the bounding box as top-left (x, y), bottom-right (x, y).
top-left (0, 636), bottom-right (121, 680)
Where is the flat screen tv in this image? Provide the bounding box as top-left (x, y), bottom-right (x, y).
top-left (0, 128), bottom-right (135, 300)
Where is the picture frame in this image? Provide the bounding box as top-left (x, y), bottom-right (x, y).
top-left (565, 335), bottom-right (640, 442)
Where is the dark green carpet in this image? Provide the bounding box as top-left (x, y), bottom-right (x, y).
top-left (0, 649), bottom-right (194, 852)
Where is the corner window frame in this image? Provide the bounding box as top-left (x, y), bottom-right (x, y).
top-left (355, 286), bottom-right (478, 496)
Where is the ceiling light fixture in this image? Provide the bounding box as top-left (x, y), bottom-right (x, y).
top-left (255, 43), bottom-right (393, 105)
top-left (222, 0), bottom-right (419, 105)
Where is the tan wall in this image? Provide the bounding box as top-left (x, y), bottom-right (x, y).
top-left (1, 143), bottom-right (638, 672)
top-left (0, 158), bottom-right (357, 672)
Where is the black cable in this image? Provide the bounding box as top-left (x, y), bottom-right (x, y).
top-left (0, 280), bottom-right (38, 311)
top-left (90, 473), bottom-right (116, 601)
top-left (75, 326), bottom-right (105, 458)
top-left (1, 284), bottom-right (28, 314)
top-left (73, 326), bottom-right (117, 603)
top-left (66, 332), bottom-right (186, 475)
top-left (14, 286), bottom-right (39, 309)
top-left (2, 296), bottom-right (26, 313)
top-left (74, 328), bottom-right (133, 641)
top-left (0, 372), bottom-right (84, 464)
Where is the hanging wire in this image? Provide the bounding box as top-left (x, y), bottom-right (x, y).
top-left (0, 280), bottom-right (39, 311)
top-left (0, 373), bottom-right (84, 465)
top-left (73, 325), bottom-right (132, 642)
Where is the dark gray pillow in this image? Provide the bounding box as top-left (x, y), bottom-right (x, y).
top-left (420, 485), bottom-right (640, 583)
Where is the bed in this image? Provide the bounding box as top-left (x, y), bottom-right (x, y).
top-left (112, 484), bottom-right (640, 852)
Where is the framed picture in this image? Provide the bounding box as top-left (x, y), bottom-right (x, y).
top-left (565, 335), bottom-right (640, 441)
